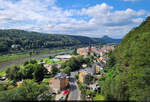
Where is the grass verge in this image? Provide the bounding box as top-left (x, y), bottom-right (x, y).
top-left (92, 93), bottom-right (105, 101)
top-left (0, 48), bottom-right (69, 63)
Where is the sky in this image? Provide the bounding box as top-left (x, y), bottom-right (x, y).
top-left (0, 0), bottom-right (150, 38)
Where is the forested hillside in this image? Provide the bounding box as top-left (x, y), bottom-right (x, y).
top-left (101, 35), bottom-right (122, 44)
top-left (0, 29), bottom-right (122, 54)
top-left (0, 29), bottom-right (101, 53)
top-left (100, 16), bottom-right (150, 101)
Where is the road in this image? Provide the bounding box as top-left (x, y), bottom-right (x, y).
top-left (68, 72), bottom-right (80, 100)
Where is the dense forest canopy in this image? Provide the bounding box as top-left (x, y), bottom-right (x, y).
top-left (101, 16), bottom-right (150, 101)
top-left (0, 29), bottom-right (121, 54)
top-left (0, 29), bottom-right (100, 53)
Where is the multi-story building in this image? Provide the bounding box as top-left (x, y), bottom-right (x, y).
top-left (79, 67), bottom-right (96, 83)
top-left (77, 48), bottom-right (89, 56)
top-left (55, 55), bottom-right (72, 61)
top-left (50, 73), bottom-right (69, 93)
top-left (92, 62), bottom-right (106, 73)
top-left (79, 71), bottom-right (88, 83)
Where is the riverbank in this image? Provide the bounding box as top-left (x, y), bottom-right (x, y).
top-left (0, 50), bottom-right (73, 71)
top-left (0, 48), bottom-right (69, 63)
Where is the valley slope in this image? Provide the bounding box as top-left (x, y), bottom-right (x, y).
top-left (101, 16), bottom-right (150, 101)
top-left (0, 29), bottom-right (121, 54)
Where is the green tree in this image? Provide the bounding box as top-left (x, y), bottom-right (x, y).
top-left (5, 80), bottom-right (17, 88)
top-left (98, 76), bottom-right (105, 93)
top-left (0, 29), bottom-right (101, 54)
top-left (5, 65), bottom-right (22, 81)
top-left (101, 17), bottom-right (150, 101)
top-left (61, 56), bottom-right (87, 71)
top-left (0, 80), bottom-right (51, 101)
top-left (23, 61), bottom-right (29, 66)
top-left (86, 89), bottom-right (93, 98)
top-left (62, 66), bottom-right (71, 75)
top-left (0, 42), bottom-right (8, 53)
top-left (61, 62), bottom-right (66, 69)
top-left (0, 84), bottom-right (5, 91)
top-left (72, 48), bottom-right (78, 55)
top-left (75, 74), bottom-right (79, 80)
top-left (66, 57), bottom-right (81, 71)
top-left (22, 64), bottom-right (34, 79)
top-left (84, 57), bottom-right (90, 64)
top-left (33, 64), bottom-right (48, 82)
top-left (84, 74), bottom-right (94, 85)
top-left (51, 64), bottom-right (59, 76)
top-left (17, 80), bottom-right (48, 101)
top-left (29, 59), bottom-right (37, 64)
top-left (0, 88), bottom-right (24, 101)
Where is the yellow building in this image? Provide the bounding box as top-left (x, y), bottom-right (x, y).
top-left (79, 67), bottom-right (95, 83)
top-left (95, 64), bottom-right (103, 73)
top-left (79, 71), bottom-right (88, 83)
top-left (51, 73), bottom-right (69, 93)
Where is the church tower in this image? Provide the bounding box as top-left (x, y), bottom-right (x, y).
top-left (88, 42), bottom-right (91, 55)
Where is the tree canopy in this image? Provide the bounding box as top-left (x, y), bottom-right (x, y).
top-left (0, 29), bottom-right (101, 54)
top-left (100, 16), bottom-right (150, 101)
top-left (5, 60), bottom-right (48, 82)
top-left (0, 80), bottom-right (50, 101)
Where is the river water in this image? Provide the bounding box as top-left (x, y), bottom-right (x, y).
top-left (0, 50), bottom-right (72, 71)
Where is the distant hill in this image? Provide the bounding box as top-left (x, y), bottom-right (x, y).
top-left (102, 16), bottom-right (150, 101)
top-left (100, 35), bottom-right (122, 44)
top-left (0, 29), bottom-right (121, 53)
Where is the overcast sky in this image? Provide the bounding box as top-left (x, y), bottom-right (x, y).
top-left (0, 0), bottom-right (150, 38)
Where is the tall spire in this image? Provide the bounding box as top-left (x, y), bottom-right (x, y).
top-left (89, 41), bottom-right (91, 48)
top-left (88, 41), bottom-right (91, 55)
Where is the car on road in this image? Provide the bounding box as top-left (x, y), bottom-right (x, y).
top-left (59, 96), bottom-right (65, 100)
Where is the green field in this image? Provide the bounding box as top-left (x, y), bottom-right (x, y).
top-left (0, 70), bottom-right (6, 77)
top-left (0, 48), bottom-right (69, 77)
top-left (92, 94), bottom-right (105, 101)
top-left (0, 48), bottom-right (69, 63)
top-left (42, 77), bottom-right (52, 83)
top-left (37, 56), bottom-right (65, 64)
top-left (0, 53), bottom-right (30, 63)
top-left (38, 57), bottom-right (54, 64)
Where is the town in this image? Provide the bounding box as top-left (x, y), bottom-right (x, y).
top-left (0, 44), bottom-right (116, 101)
top-left (0, 0), bottom-right (149, 101)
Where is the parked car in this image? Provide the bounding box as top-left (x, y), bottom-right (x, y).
top-left (59, 96), bottom-right (65, 100)
top-left (50, 92), bottom-right (56, 97)
top-left (0, 76), bottom-right (6, 81)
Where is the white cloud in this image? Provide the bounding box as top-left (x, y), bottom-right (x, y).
top-left (0, 0), bottom-right (149, 38)
top-left (80, 3), bottom-right (113, 17)
top-left (78, 3), bottom-right (148, 38)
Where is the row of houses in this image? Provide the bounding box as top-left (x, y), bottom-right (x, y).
top-left (78, 62), bottom-right (106, 83)
top-left (42, 55), bottom-right (72, 95)
top-left (44, 45), bottom-right (114, 99)
top-left (77, 45), bottom-right (115, 57)
top-left (77, 45), bottom-right (115, 84)
top-left (41, 55), bottom-right (72, 73)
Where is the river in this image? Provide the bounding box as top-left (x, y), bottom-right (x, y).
top-left (0, 50), bottom-right (73, 71)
